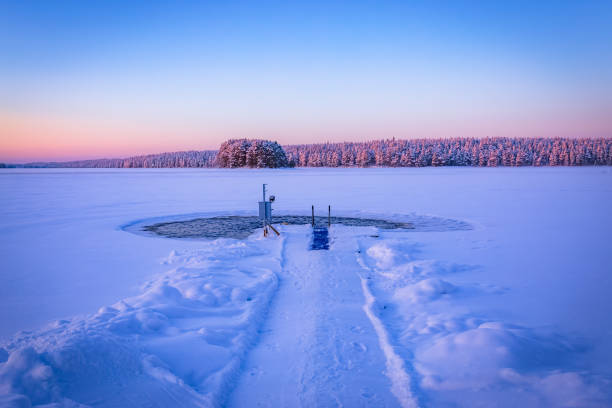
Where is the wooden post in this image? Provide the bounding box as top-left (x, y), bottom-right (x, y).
top-left (311, 205), bottom-right (315, 227)
top-left (328, 205), bottom-right (331, 227)
top-left (268, 224), bottom-right (280, 236)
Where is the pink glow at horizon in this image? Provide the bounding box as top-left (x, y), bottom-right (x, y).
top-left (1, 113), bottom-right (221, 162)
top-left (2, 110), bottom-right (611, 163)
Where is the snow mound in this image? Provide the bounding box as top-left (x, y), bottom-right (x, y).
top-left (361, 239), bottom-right (611, 407)
top-left (366, 243), bottom-right (397, 269)
top-left (0, 237), bottom-right (283, 407)
top-left (416, 322), bottom-right (609, 407)
top-left (365, 241), bottom-right (418, 270)
top-left (393, 278), bottom-right (455, 304)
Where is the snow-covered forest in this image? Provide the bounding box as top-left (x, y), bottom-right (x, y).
top-left (216, 139), bottom-right (289, 168)
top-left (284, 137), bottom-right (612, 167)
top-left (4, 137), bottom-right (611, 168)
top-left (6, 150), bottom-right (218, 168)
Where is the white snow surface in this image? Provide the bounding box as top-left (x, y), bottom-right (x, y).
top-left (1, 167), bottom-right (611, 407)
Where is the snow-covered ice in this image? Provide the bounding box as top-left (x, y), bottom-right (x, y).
top-left (0, 238), bottom-right (281, 407)
top-left (1, 167), bottom-right (611, 407)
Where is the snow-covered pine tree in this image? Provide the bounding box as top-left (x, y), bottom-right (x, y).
top-left (217, 139), bottom-right (289, 168)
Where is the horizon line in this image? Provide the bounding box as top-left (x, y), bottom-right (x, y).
top-left (2, 136), bottom-right (610, 166)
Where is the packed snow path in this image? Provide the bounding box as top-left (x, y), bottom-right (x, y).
top-left (228, 226), bottom-right (417, 408)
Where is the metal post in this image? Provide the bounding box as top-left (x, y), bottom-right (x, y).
top-left (311, 205), bottom-right (315, 227)
top-left (328, 205), bottom-right (331, 227)
top-left (262, 184), bottom-right (267, 235)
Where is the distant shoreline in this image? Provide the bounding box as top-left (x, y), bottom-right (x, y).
top-left (2, 137), bottom-right (611, 168)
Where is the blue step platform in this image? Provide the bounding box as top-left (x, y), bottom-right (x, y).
top-left (310, 227), bottom-right (330, 250)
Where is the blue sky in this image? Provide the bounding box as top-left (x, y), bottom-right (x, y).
top-left (1, 0), bottom-right (611, 161)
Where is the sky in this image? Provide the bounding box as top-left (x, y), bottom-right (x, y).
top-left (1, 0), bottom-right (611, 163)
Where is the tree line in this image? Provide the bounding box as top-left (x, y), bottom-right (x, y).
top-left (5, 150), bottom-right (218, 168)
top-left (2, 137), bottom-right (610, 168)
top-left (284, 137), bottom-right (612, 167)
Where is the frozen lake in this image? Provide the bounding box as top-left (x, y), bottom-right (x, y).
top-left (1, 167), bottom-right (611, 406)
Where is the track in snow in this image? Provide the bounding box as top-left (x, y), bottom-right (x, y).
top-left (227, 226), bottom-right (416, 407)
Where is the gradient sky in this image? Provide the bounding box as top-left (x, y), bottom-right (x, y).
top-left (1, 0), bottom-right (611, 162)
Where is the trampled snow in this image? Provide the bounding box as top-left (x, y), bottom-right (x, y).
top-left (1, 167), bottom-right (611, 407)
